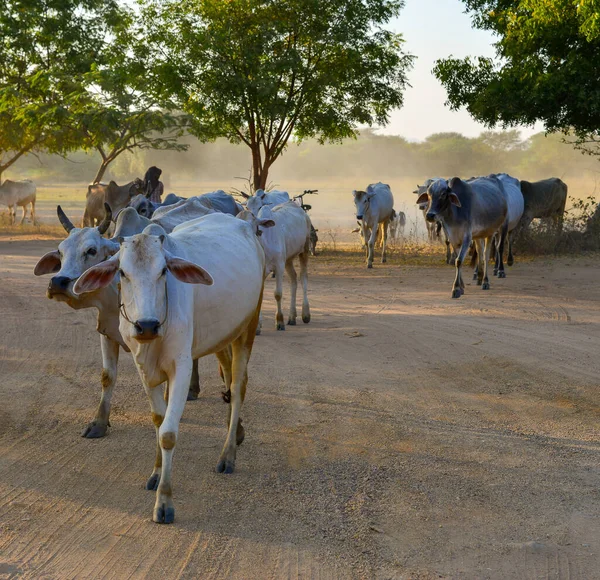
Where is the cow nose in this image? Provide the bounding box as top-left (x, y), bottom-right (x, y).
top-left (425, 212), bottom-right (436, 222)
top-left (133, 318), bottom-right (160, 340)
top-left (356, 214), bottom-right (363, 220)
top-left (49, 276), bottom-right (71, 292)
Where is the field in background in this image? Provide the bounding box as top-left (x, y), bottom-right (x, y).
top-left (1, 176), bottom-right (598, 248)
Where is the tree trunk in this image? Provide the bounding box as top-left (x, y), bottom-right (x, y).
top-left (93, 159), bottom-right (111, 184)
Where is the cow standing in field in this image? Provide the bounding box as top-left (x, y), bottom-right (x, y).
top-left (238, 201), bottom-right (311, 332)
top-left (0, 179), bottom-right (36, 225)
top-left (83, 179), bottom-right (143, 227)
top-left (417, 177), bottom-right (507, 298)
top-left (517, 178), bottom-right (568, 235)
top-left (73, 213), bottom-right (266, 524)
top-left (353, 182), bottom-right (394, 268)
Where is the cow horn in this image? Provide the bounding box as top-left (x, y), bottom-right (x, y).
top-left (97, 203), bottom-right (112, 235)
top-left (57, 205), bottom-right (75, 233)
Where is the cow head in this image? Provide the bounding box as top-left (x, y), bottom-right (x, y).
top-left (112, 207), bottom-right (152, 239)
top-left (74, 231), bottom-right (213, 342)
top-left (34, 204), bottom-right (119, 303)
top-left (129, 194), bottom-right (155, 218)
top-left (352, 189), bottom-right (373, 221)
top-left (236, 208), bottom-right (275, 237)
top-left (416, 178), bottom-right (461, 222)
top-left (246, 190), bottom-right (268, 216)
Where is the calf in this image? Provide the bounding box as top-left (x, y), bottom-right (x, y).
top-left (353, 182), bottom-right (394, 268)
top-left (73, 213), bottom-right (265, 524)
top-left (417, 177), bottom-right (507, 298)
top-left (0, 179), bottom-right (36, 225)
top-left (237, 201), bottom-right (311, 332)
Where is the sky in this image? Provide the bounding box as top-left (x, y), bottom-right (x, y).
top-left (381, 0), bottom-right (544, 141)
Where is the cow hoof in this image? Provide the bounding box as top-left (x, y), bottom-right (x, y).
top-left (498, 271), bottom-right (506, 279)
top-left (146, 473), bottom-right (160, 491)
top-left (277, 323), bottom-right (286, 330)
top-left (236, 420), bottom-right (245, 446)
top-left (493, 269), bottom-right (498, 276)
top-left (216, 459), bottom-right (235, 474)
top-left (476, 279), bottom-right (482, 286)
top-left (452, 289), bottom-right (462, 299)
top-left (482, 282), bottom-right (490, 290)
top-left (153, 504), bottom-right (175, 524)
top-left (382, 258), bottom-right (387, 263)
top-left (81, 422), bottom-right (108, 438)
top-left (287, 319), bottom-right (296, 326)
top-left (302, 315), bottom-right (311, 324)
top-left (367, 264), bottom-right (373, 269)
top-left (255, 327), bottom-right (261, 336)
top-left (507, 258), bottom-right (514, 266)
top-left (187, 390), bottom-right (199, 401)
top-left (472, 273), bottom-right (478, 280)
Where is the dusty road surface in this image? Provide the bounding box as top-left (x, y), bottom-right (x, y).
top-left (1, 238), bottom-right (599, 579)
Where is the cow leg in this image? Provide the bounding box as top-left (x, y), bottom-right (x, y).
top-left (19, 205), bottom-right (27, 225)
top-left (482, 237), bottom-right (493, 290)
top-left (476, 239), bottom-right (485, 286)
top-left (381, 221), bottom-right (389, 263)
top-left (507, 230), bottom-right (515, 266)
top-left (366, 223), bottom-right (377, 268)
top-left (285, 258), bottom-right (298, 325)
top-left (274, 265), bottom-right (285, 330)
top-left (152, 358), bottom-right (192, 524)
top-left (145, 385), bottom-right (167, 492)
top-left (445, 234), bottom-right (452, 265)
top-left (8, 205), bottom-right (15, 226)
top-left (81, 335), bottom-right (119, 438)
top-left (496, 223), bottom-right (508, 279)
top-left (299, 249), bottom-right (310, 323)
top-left (31, 199), bottom-right (36, 225)
top-left (187, 359), bottom-right (200, 401)
top-left (452, 235), bottom-right (471, 298)
top-left (492, 235), bottom-right (499, 276)
top-left (216, 293), bottom-right (261, 474)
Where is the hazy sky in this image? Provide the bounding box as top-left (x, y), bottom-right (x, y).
top-left (381, 0), bottom-right (543, 141)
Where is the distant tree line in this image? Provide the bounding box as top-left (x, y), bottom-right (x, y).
top-left (7, 129), bottom-right (597, 185)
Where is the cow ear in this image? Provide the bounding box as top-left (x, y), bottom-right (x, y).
top-left (448, 193), bottom-right (461, 207)
top-left (73, 257), bottom-right (120, 295)
top-left (352, 190), bottom-right (357, 197)
top-left (165, 256), bottom-right (213, 285)
top-left (412, 185), bottom-right (420, 194)
top-left (416, 193), bottom-right (429, 205)
top-left (258, 219), bottom-right (275, 228)
top-left (34, 250), bottom-right (61, 276)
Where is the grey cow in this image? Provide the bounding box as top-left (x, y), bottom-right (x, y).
top-left (517, 178), bottom-right (567, 235)
top-left (0, 179), bottom-right (36, 225)
top-left (417, 177), bottom-right (507, 298)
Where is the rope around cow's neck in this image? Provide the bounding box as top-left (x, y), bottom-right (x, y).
top-left (119, 285), bottom-right (169, 329)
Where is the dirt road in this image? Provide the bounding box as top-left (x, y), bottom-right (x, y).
top-left (1, 239), bottom-right (599, 579)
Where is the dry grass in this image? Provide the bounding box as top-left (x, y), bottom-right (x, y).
top-left (0, 211), bottom-right (64, 238)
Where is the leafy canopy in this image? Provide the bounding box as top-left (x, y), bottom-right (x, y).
top-left (139, 0), bottom-right (413, 188)
top-left (433, 0), bottom-right (600, 147)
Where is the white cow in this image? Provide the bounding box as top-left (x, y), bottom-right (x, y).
top-left (73, 213), bottom-right (265, 524)
top-left (0, 179), bottom-right (36, 225)
top-left (237, 201), bottom-right (311, 332)
top-left (352, 182), bottom-right (394, 268)
top-left (33, 202), bottom-right (215, 438)
top-left (243, 189), bottom-right (290, 216)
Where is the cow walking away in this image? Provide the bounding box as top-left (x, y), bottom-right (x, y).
top-left (73, 213), bottom-right (265, 524)
top-left (353, 182), bottom-right (394, 268)
top-left (417, 177), bottom-right (507, 298)
top-left (237, 200), bottom-right (311, 332)
top-left (0, 179), bottom-right (36, 225)
top-left (83, 180), bottom-right (143, 227)
top-left (518, 178), bottom-right (567, 236)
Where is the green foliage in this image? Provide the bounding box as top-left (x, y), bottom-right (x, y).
top-left (138, 0), bottom-right (413, 189)
top-left (433, 0), bottom-right (600, 152)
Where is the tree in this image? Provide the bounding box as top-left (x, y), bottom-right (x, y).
top-left (139, 0), bottom-right (413, 190)
top-left (0, 1), bottom-right (188, 185)
top-left (0, 0), bottom-right (123, 182)
top-left (433, 0), bottom-right (600, 156)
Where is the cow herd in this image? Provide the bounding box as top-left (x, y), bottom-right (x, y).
top-left (23, 170), bottom-right (568, 524)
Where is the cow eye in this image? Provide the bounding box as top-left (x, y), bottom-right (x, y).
top-left (118, 269), bottom-right (126, 279)
top-left (86, 248), bottom-right (97, 256)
